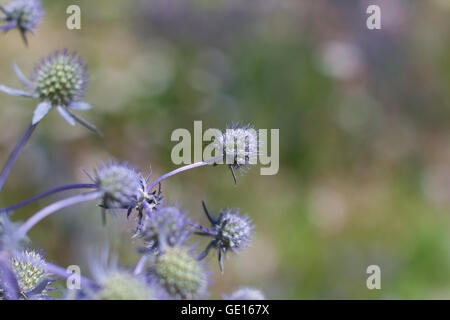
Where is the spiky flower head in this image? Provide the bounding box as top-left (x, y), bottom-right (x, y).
top-left (137, 205), bottom-right (191, 252)
top-left (151, 245), bottom-right (209, 299)
top-left (197, 202), bottom-right (254, 272)
top-left (92, 160), bottom-right (142, 210)
top-left (224, 287), bottom-right (265, 300)
top-left (32, 49), bottom-right (88, 108)
top-left (0, 0), bottom-right (44, 43)
top-left (11, 249), bottom-right (53, 298)
top-left (0, 50), bottom-right (99, 131)
top-left (212, 123), bottom-right (259, 184)
top-left (95, 270), bottom-right (155, 300)
top-left (89, 249), bottom-right (159, 300)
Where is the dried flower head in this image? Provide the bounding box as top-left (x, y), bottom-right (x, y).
top-left (151, 245), bottom-right (209, 299)
top-left (212, 123), bottom-right (259, 184)
top-left (11, 248), bottom-right (53, 299)
top-left (0, 0), bottom-right (44, 44)
top-left (0, 50), bottom-right (99, 133)
top-left (197, 202), bottom-right (254, 272)
top-left (137, 205), bottom-right (191, 252)
top-left (224, 287), bottom-right (265, 300)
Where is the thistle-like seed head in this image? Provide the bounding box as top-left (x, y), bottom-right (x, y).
top-left (213, 123), bottom-right (259, 169)
top-left (138, 206), bottom-right (190, 251)
top-left (2, 0), bottom-right (44, 34)
top-left (93, 161), bottom-right (142, 209)
top-left (31, 50), bottom-right (88, 107)
top-left (11, 249), bottom-right (53, 297)
top-left (214, 209), bottom-right (253, 252)
top-left (152, 246), bottom-right (208, 299)
top-left (224, 287), bottom-right (265, 300)
top-left (95, 271), bottom-right (155, 300)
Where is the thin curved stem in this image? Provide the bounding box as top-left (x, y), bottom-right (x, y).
top-left (0, 183), bottom-right (97, 214)
top-left (16, 191), bottom-right (102, 239)
top-left (147, 156), bottom-right (221, 191)
top-left (0, 123), bottom-right (37, 195)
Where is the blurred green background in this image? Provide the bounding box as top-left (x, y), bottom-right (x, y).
top-left (1, 0), bottom-right (450, 299)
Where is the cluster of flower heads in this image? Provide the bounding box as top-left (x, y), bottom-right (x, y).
top-left (0, 0), bottom-right (44, 45)
top-left (0, 1), bottom-right (266, 300)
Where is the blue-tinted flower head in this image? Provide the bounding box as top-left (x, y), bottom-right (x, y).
top-left (224, 287), bottom-right (265, 300)
top-left (31, 49), bottom-right (88, 108)
top-left (151, 244), bottom-right (209, 300)
top-left (89, 249), bottom-right (159, 300)
top-left (11, 248), bottom-right (54, 298)
top-left (197, 202), bottom-right (254, 272)
top-left (0, 0), bottom-right (44, 44)
top-left (137, 205), bottom-right (191, 252)
top-left (95, 270), bottom-right (157, 300)
top-left (212, 123), bottom-right (260, 184)
top-left (0, 50), bottom-right (99, 133)
top-left (92, 160), bottom-right (142, 210)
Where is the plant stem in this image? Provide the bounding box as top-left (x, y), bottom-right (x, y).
top-left (16, 191), bottom-right (102, 239)
top-left (147, 156), bottom-right (221, 191)
top-left (0, 20), bottom-right (17, 31)
top-left (185, 218), bottom-right (216, 235)
top-left (0, 183), bottom-right (97, 214)
top-left (0, 123), bottom-right (37, 195)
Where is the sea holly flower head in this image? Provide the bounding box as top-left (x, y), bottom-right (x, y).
top-left (11, 248), bottom-right (54, 299)
top-left (151, 244), bottom-right (209, 300)
top-left (136, 205), bottom-right (191, 252)
top-left (89, 249), bottom-right (159, 300)
top-left (91, 160), bottom-right (142, 212)
top-left (224, 287), bottom-right (265, 300)
top-left (212, 123), bottom-right (260, 184)
top-left (0, 50), bottom-right (100, 133)
top-left (0, 0), bottom-right (44, 45)
top-left (94, 270), bottom-right (156, 300)
top-left (32, 49), bottom-right (88, 108)
top-left (197, 201), bottom-right (254, 272)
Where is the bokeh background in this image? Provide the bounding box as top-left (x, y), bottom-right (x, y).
top-left (1, 0), bottom-right (450, 299)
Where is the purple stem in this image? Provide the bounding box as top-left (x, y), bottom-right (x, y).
top-left (185, 218), bottom-right (216, 235)
top-left (0, 123), bottom-right (37, 195)
top-left (15, 191), bottom-right (102, 239)
top-left (147, 156), bottom-right (221, 192)
top-left (0, 183), bottom-right (97, 214)
top-left (0, 20), bottom-right (17, 31)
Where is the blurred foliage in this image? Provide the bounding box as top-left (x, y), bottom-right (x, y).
top-left (1, 0), bottom-right (450, 299)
